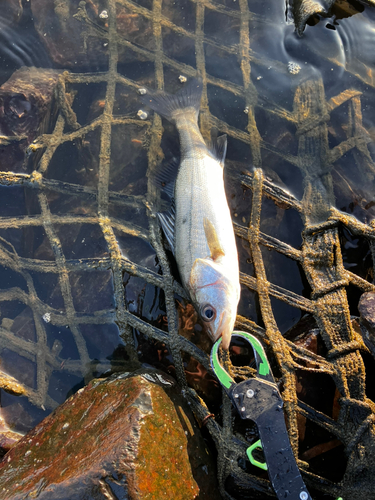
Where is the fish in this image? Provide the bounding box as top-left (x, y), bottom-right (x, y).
top-left (141, 78), bottom-right (240, 349)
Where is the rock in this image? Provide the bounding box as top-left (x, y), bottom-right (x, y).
top-left (0, 370), bottom-right (221, 500)
top-left (0, 412), bottom-right (23, 459)
top-left (0, 67), bottom-right (61, 173)
top-left (288, 0), bottom-right (367, 36)
top-left (359, 292), bottom-right (375, 335)
top-left (30, 0), bottom-right (153, 70)
top-left (2, 0), bottom-right (23, 24)
top-left (358, 292), bottom-right (375, 360)
top-left (288, 0), bottom-right (335, 36)
top-left (0, 370), bottom-right (26, 457)
top-left (30, 0), bottom-right (196, 70)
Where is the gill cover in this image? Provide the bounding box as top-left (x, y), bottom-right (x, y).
top-left (189, 257), bottom-right (225, 292)
top-left (189, 257), bottom-right (236, 347)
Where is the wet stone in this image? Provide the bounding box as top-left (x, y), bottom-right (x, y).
top-left (31, 0), bottom-right (110, 70)
top-left (0, 428), bottom-right (21, 458)
top-left (0, 403), bottom-right (24, 459)
top-left (30, 0), bottom-right (199, 69)
top-left (0, 67), bottom-right (61, 173)
top-left (3, 0), bottom-right (23, 23)
top-left (0, 369), bottom-right (28, 452)
top-left (30, 0), bottom-right (155, 69)
top-left (288, 0), bottom-right (367, 36)
top-left (288, 0), bottom-right (335, 36)
top-left (0, 370), bottom-right (221, 500)
top-left (359, 292), bottom-right (375, 335)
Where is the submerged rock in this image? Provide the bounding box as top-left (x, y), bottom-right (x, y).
top-left (0, 415), bottom-right (23, 459)
top-left (30, 0), bottom-right (195, 70)
top-left (3, 0), bottom-right (23, 24)
top-left (358, 292), bottom-right (375, 357)
top-left (0, 370), bottom-right (220, 499)
top-left (30, 0), bottom-right (154, 70)
top-left (0, 370), bottom-right (27, 457)
top-left (0, 67), bottom-right (61, 173)
top-left (359, 292), bottom-right (375, 335)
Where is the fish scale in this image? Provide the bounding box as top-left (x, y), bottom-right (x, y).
top-left (141, 78), bottom-right (240, 349)
top-left (175, 154), bottom-right (235, 285)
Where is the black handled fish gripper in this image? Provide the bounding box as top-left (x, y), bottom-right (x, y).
top-left (210, 331), bottom-right (313, 500)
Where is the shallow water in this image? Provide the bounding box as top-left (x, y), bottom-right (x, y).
top-left (0, 2), bottom-right (374, 491)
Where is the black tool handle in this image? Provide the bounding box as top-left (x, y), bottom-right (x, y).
top-left (231, 379), bottom-right (312, 499)
top-left (257, 410), bottom-right (312, 500)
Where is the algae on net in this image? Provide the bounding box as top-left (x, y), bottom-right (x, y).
top-left (0, 0), bottom-right (375, 499)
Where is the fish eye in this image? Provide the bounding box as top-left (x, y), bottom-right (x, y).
top-left (201, 304), bottom-right (216, 322)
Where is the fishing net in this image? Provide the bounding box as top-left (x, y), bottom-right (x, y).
top-left (1, 0), bottom-right (375, 499)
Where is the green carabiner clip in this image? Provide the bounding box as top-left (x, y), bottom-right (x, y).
top-left (211, 332), bottom-right (273, 473)
top-left (211, 331), bottom-right (272, 390)
top-left (246, 439), bottom-right (268, 471)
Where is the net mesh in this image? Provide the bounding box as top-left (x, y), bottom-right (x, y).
top-left (0, 0), bottom-right (375, 498)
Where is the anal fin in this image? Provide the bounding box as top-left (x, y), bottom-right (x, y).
top-left (210, 134), bottom-right (227, 168)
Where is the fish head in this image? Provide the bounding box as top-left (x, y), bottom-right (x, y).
top-left (189, 258), bottom-right (240, 350)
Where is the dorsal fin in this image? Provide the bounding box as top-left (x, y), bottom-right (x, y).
top-left (153, 156), bottom-right (179, 199)
top-left (210, 134), bottom-right (227, 168)
top-left (203, 218), bottom-right (225, 261)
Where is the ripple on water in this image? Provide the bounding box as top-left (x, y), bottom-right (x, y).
top-left (0, 4), bottom-right (50, 85)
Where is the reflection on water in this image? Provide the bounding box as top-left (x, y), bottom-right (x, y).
top-left (0, 2), bottom-right (50, 84)
top-left (0, 2), bottom-right (373, 489)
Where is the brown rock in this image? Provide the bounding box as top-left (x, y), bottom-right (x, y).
top-left (0, 67), bottom-right (61, 173)
top-left (3, 0), bottom-right (23, 24)
top-left (0, 370), bottom-right (221, 499)
top-left (30, 0), bottom-right (109, 70)
top-left (288, 0), bottom-right (335, 36)
top-left (289, 0), bottom-right (367, 37)
top-left (30, 0), bottom-right (154, 70)
top-left (0, 429), bottom-right (22, 458)
top-left (0, 369), bottom-right (26, 457)
top-left (30, 0), bottom-right (196, 70)
top-left (0, 411), bottom-right (23, 459)
top-left (359, 292), bottom-right (375, 335)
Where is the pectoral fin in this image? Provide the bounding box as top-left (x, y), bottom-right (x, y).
top-left (210, 134), bottom-right (227, 168)
top-left (203, 218), bottom-right (225, 261)
top-left (157, 200), bottom-right (176, 255)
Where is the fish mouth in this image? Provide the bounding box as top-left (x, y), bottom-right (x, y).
top-left (220, 319), bottom-right (232, 350)
top-left (207, 310), bottom-right (233, 350)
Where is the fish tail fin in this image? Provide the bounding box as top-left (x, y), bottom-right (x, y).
top-left (140, 77), bottom-right (203, 123)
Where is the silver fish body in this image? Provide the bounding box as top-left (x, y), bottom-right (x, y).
top-left (141, 80), bottom-right (240, 349)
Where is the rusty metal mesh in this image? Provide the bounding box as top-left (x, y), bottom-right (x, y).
top-left (0, 0), bottom-right (375, 498)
